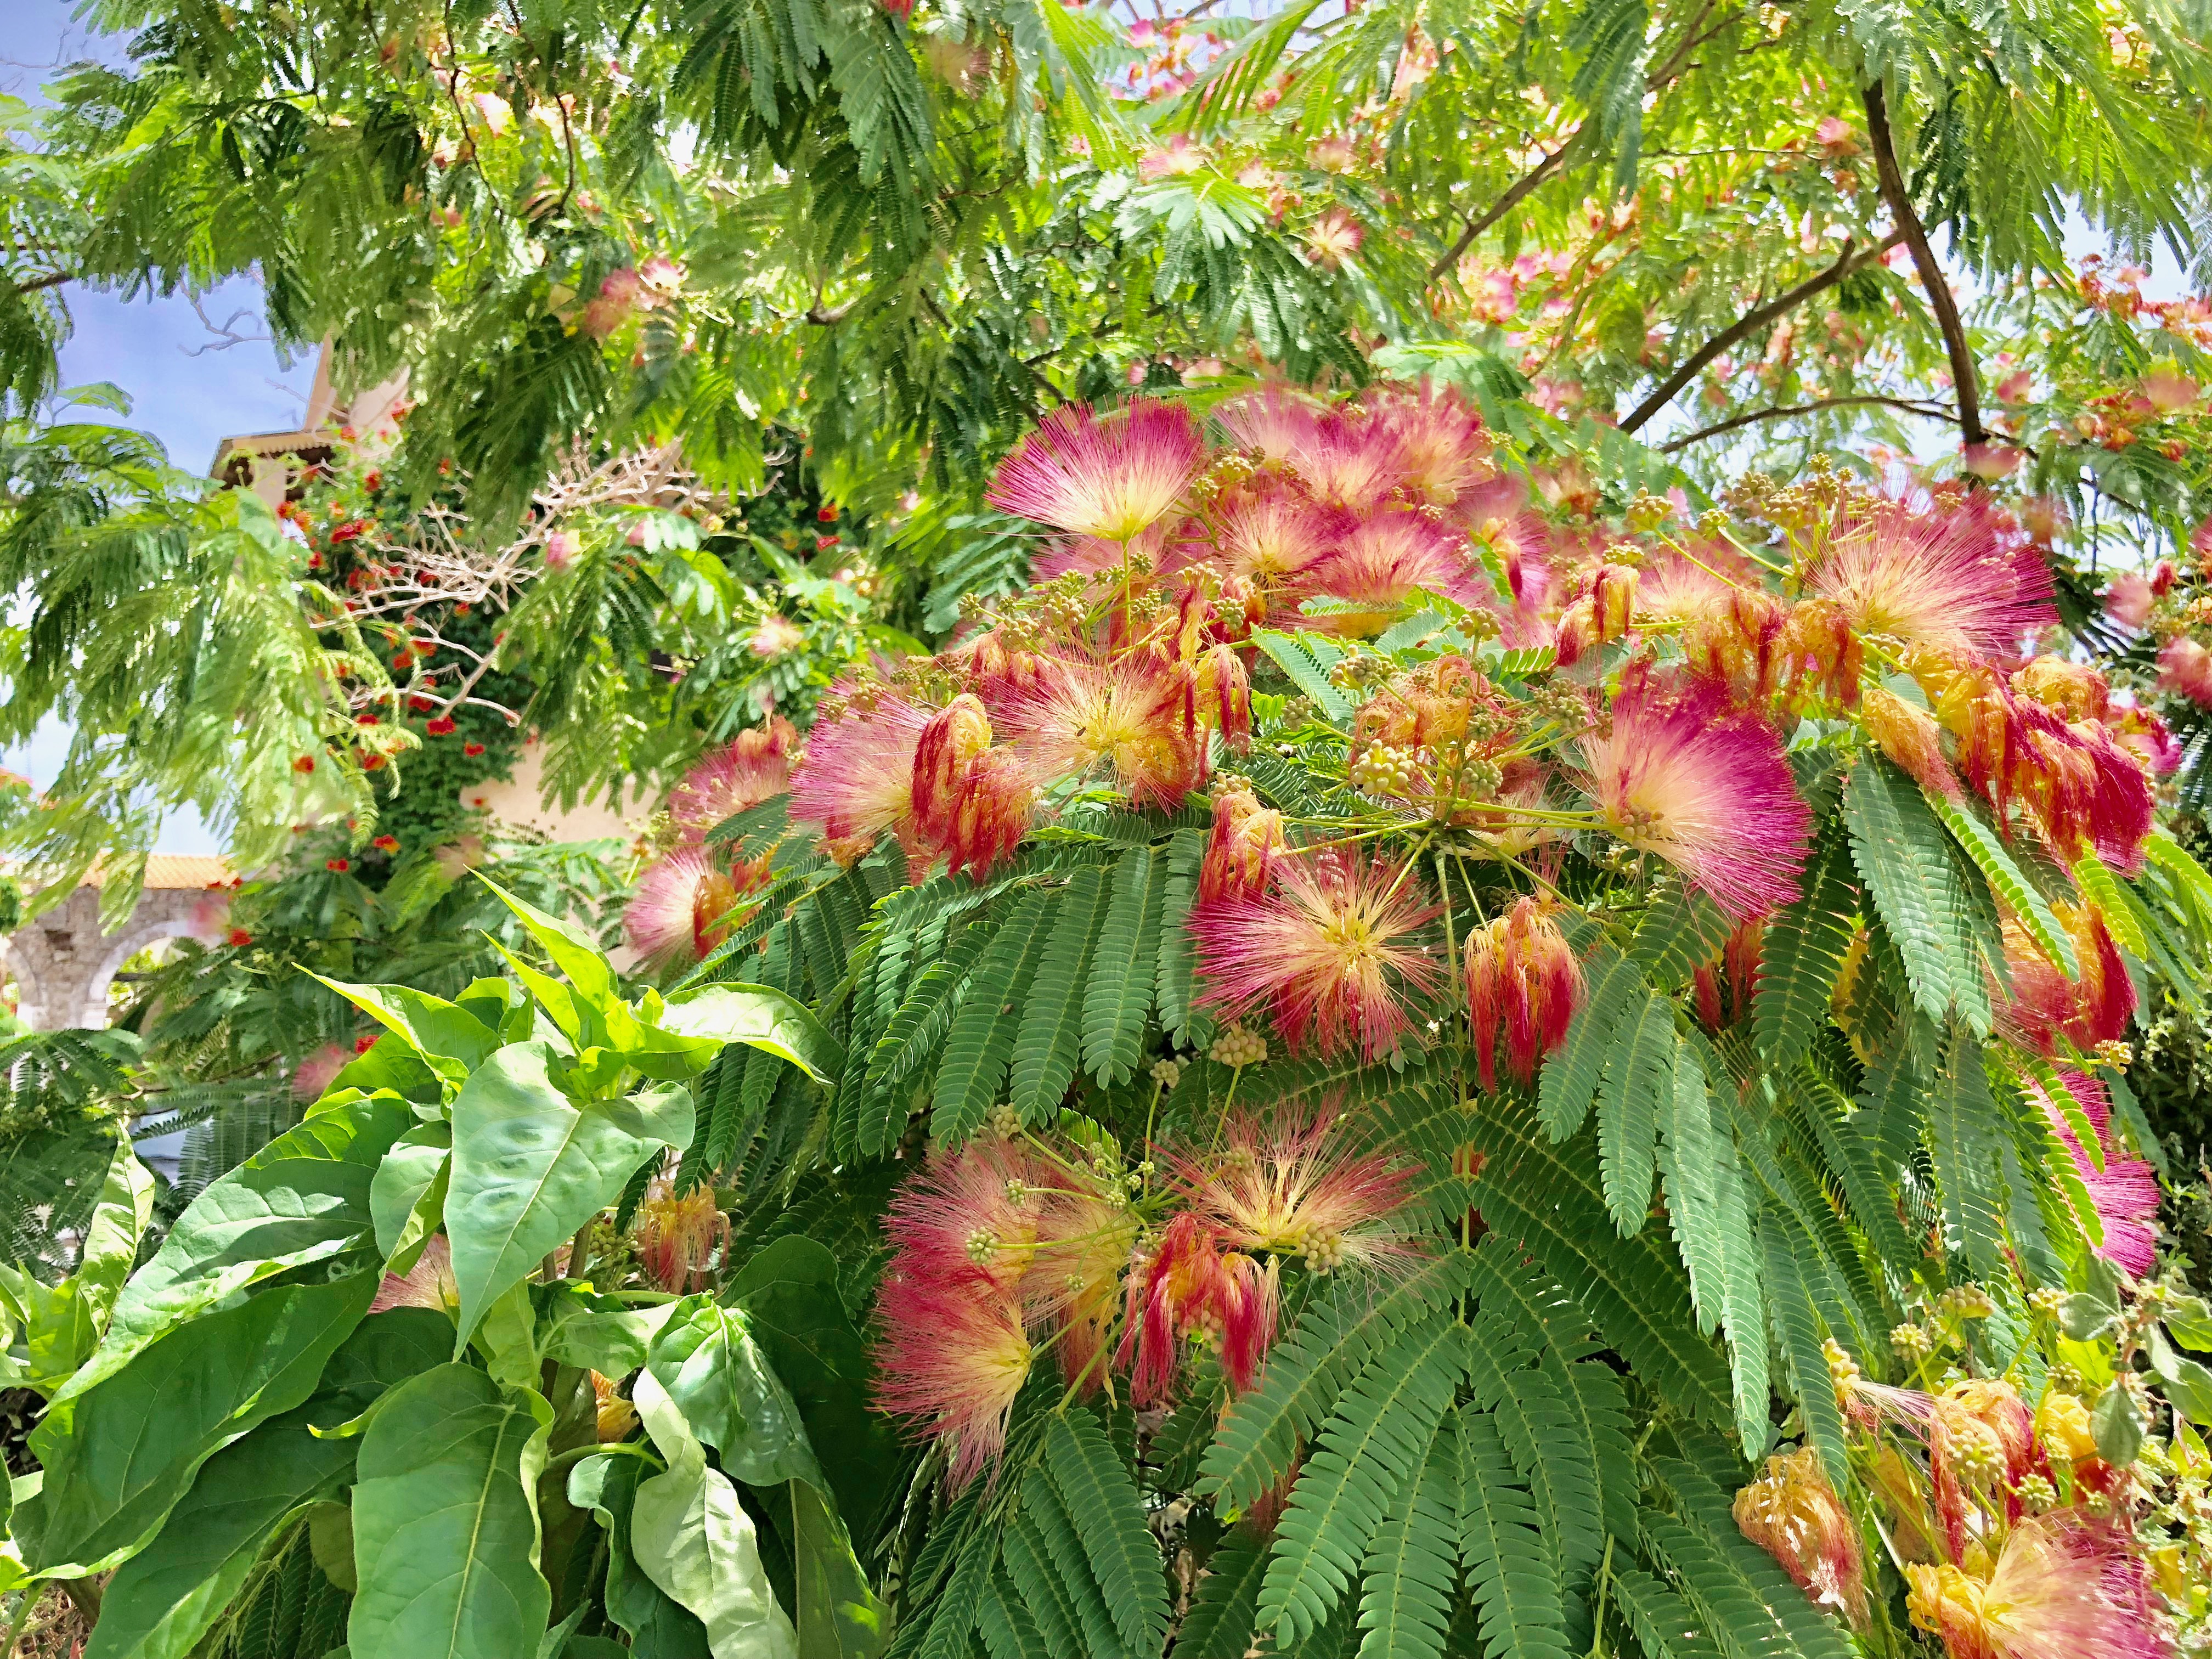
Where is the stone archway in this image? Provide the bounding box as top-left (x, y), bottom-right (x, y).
top-left (0, 858), bottom-right (232, 1032)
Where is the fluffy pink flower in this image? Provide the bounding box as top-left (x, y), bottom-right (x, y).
top-left (1577, 680), bottom-right (1811, 919)
top-left (1207, 482), bottom-right (1336, 588)
top-left (749, 613), bottom-right (805, 657)
top-left (996, 651), bottom-right (1206, 808)
top-left (2158, 636), bottom-right (2212, 706)
top-left (1115, 1212), bottom-right (1276, 1405)
top-left (1364, 382), bottom-right (1493, 508)
top-left (1217, 391), bottom-right (1405, 515)
top-left (2000, 900), bottom-right (2135, 1058)
top-left (1192, 849), bottom-right (1443, 1060)
top-left (985, 398), bottom-right (1203, 544)
top-left (887, 1139), bottom-right (1044, 1293)
top-left (2143, 369), bottom-right (2199, 413)
top-left (624, 845), bottom-right (759, 965)
top-left (1305, 507), bottom-right (1486, 628)
top-left (2032, 1070), bottom-right (2160, 1278)
top-left (1302, 208), bottom-right (1365, 270)
top-left (1199, 783), bottom-right (1284, 904)
top-left (1907, 1514), bottom-right (2171, 1659)
top-left (788, 690), bottom-right (934, 864)
top-left (369, 1235), bottom-right (459, 1314)
top-left (291, 1043), bottom-right (351, 1102)
top-left (2103, 571), bottom-right (2155, 631)
top-left (874, 1274), bottom-right (1033, 1489)
top-left (668, 719), bottom-right (797, 842)
top-left (1808, 497), bottom-right (2058, 659)
top-left (1734, 1448), bottom-right (1867, 1628)
top-left (543, 529), bottom-right (582, 571)
top-left (1168, 1102), bottom-right (1419, 1273)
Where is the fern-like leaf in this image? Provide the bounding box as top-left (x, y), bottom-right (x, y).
top-left (1628, 885), bottom-right (1733, 991)
top-left (1927, 1030), bottom-right (2010, 1283)
top-left (1260, 1315), bottom-right (1464, 1643)
top-left (1538, 942), bottom-right (1646, 1140)
top-left (978, 1564), bottom-right (1053, 1659)
top-left (931, 891), bottom-right (1055, 1143)
top-left (1455, 1409), bottom-right (1575, 1659)
top-left (1465, 1098), bottom-right (1734, 1426)
top-left (1017, 1470), bottom-right (1125, 1658)
top-left (1082, 845), bottom-right (1166, 1086)
top-left (1354, 1421), bottom-right (1460, 1659)
top-left (1751, 837), bottom-right (1858, 1068)
top-left (1202, 1250), bottom-right (1476, 1509)
top-left (1598, 990), bottom-right (1674, 1234)
top-left (1492, 1361), bottom-right (1607, 1593)
top-left (1932, 790), bottom-right (2076, 977)
top-left (1609, 1564), bottom-right (1727, 1659)
top-left (1843, 757), bottom-right (1963, 1025)
top-left (1759, 1206), bottom-right (1849, 1487)
top-left (1042, 1408), bottom-right (1170, 1658)
top-left (1001, 1505), bottom-right (1090, 1655)
top-left (1154, 827), bottom-right (1213, 1048)
top-left (1176, 1535), bottom-right (1269, 1659)
top-left (1010, 866), bottom-right (1110, 1122)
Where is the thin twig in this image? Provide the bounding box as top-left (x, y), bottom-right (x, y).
top-left (1658, 392), bottom-right (1960, 451)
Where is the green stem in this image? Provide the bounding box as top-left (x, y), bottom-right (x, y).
top-left (1585, 1535), bottom-right (1618, 1658)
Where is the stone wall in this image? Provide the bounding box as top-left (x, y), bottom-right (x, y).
top-left (1, 885), bottom-right (213, 1032)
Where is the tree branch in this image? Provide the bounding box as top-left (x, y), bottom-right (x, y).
top-left (1425, 4), bottom-right (1737, 284)
top-left (1860, 79), bottom-right (1985, 445)
top-left (1658, 392), bottom-right (1960, 452)
top-left (1427, 133), bottom-right (1583, 281)
top-left (9, 271), bottom-right (72, 296)
top-left (1617, 231), bottom-right (1904, 433)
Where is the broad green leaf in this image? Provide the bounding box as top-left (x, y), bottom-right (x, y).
top-left (84, 1308), bottom-right (447, 1659)
top-left (21, 1272), bottom-right (378, 1573)
top-left (347, 1364), bottom-right (552, 1659)
top-left (76, 1137), bottom-right (154, 1336)
top-left (646, 1298), bottom-right (822, 1488)
top-left (631, 1372), bottom-right (799, 1659)
top-left (541, 1287), bottom-right (682, 1375)
top-left (570, 1452), bottom-right (712, 1657)
top-left (477, 875), bottom-right (630, 1046)
top-left (2150, 1329), bottom-right (2212, 1425)
top-left (64, 1094), bottom-right (413, 1402)
top-left (307, 975), bottom-right (505, 1082)
top-left (792, 1479), bottom-right (889, 1659)
top-left (655, 984), bottom-right (844, 1084)
top-left (369, 1124), bottom-right (450, 1261)
top-left (445, 1043), bottom-right (691, 1350)
top-left (727, 1238), bottom-right (900, 1542)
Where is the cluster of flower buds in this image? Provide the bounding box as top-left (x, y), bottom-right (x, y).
top-left (874, 1105), bottom-right (1415, 1482)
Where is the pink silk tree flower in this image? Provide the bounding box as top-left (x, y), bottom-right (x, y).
top-left (2000, 900), bottom-right (2135, 1058)
top-left (1577, 679), bottom-right (1811, 920)
top-left (1216, 390), bottom-right (1406, 515)
top-left (996, 650), bottom-right (1207, 808)
top-left (2032, 1069), bottom-right (2160, 1278)
top-left (1191, 849), bottom-right (1443, 1060)
top-left (2158, 636), bottom-right (2212, 707)
top-left (1907, 1514), bottom-right (2173, 1659)
top-left (1733, 1448), bottom-right (1869, 1629)
top-left (1464, 896), bottom-right (1583, 1091)
top-left (2103, 570), bottom-right (2156, 632)
top-left (1363, 381), bottom-right (1494, 509)
top-left (1807, 496), bottom-right (2058, 660)
top-left (624, 845), bottom-right (760, 966)
top-left (884, 1138), bottom-right (1045, 1295)
top-left (873, 1273), bottom-right (1034, 1489)
top-left (1303, 507), bottom-right (1488, 628)
top-left (1205, 481), bottom-right (1338, 590)
top-left (1167, 1102), bottom-right (1419, 1273)
top-left (788, 690), bottom-right (934, 864)
top-left (667, 716), bottom-right (797, 842)
top-left (1198, 783), bottom-right (1285, 905)
top-left (985, 397), bottom-right (1203, 544)
top-left (1115, 1212), bottom-right (1277, 1406)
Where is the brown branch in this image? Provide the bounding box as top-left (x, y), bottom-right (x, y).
top-left (9, 271), bottom-right (72, 296)
top-left (1425, 4), bottom-right (1737, 284)
top-left (1659, 392), bottom-right (1960, 452)
top-left (1427, 135), bottom-right (1584, 281)
top-left (1617, 231), bottom-right (1904, 433)
top-left (1861, 79), bottom-right (1985, 446)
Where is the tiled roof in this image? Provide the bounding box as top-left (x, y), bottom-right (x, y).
top-left (78, 855), bottom-right (235, 890)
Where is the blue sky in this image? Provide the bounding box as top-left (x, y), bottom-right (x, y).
top-left (3, 1), bottom-right (318, 854)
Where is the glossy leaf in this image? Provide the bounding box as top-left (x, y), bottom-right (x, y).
top-left (654, 983), bottom-right (845, 1084)
top-left (84, 1308), bottom-right (448, 1659)
top-left (347, 1364), bottom-right (553, 1659)
top-left (645, 1297), bottom-right (822, 1488)
top-left (630, 1372), bottom-right (799, 1659)
top-left (445, 1043), bottom-right (691, 1350)
top-left (21, 1271), bottom-right (378, 1573)
top-left (65, 1094), bottom-right (413, 1401)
